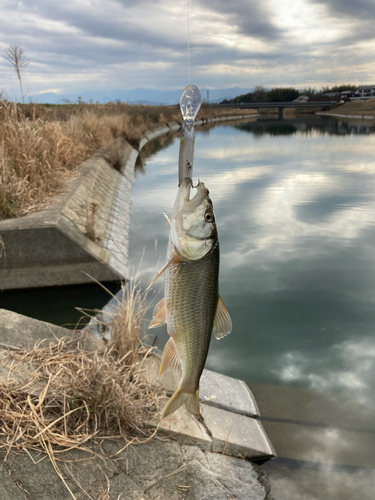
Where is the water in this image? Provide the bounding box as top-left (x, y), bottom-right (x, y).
top-left (130, 116), bottom-right (375, 498)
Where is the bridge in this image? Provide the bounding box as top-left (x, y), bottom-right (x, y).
top-left (218, 101), bottom-right (335, 119)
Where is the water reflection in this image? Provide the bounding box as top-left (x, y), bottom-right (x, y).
top-left (129, 116), bottom-right (375, 497)
top-left (236, 116), bottom-right (375, 136)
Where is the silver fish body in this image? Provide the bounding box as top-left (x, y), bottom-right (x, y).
top-left (148, 179), bottom-right (231, 419)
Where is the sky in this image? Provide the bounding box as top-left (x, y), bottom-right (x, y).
top-left (1, 0), bottom-right (375, 98)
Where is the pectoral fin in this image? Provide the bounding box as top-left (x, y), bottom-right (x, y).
top-left (146, 254), bottom-right (178, 291)
top-left (153, 297), bottom-right (165, 317)
top-left (213, 296), bottom-right (232, 339)
top-left (159, 337), bottom-right (180, 375)
top-left (148, 302), bottom-right (167, 329)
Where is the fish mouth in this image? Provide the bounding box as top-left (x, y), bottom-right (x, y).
top-left (179, 178), bottom-right (209, 211)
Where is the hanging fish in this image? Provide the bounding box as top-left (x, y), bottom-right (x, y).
top-left (148, 178), bottom-right (232, 419)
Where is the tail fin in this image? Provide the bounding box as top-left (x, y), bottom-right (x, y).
top-left (161, 387), bottom-right (200, 420)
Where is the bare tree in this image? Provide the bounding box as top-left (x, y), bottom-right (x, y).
top-left (4, 45), bottom-right (29, 103)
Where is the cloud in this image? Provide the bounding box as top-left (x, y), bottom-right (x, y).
top-left (1, 0), bottom-right (375, 95)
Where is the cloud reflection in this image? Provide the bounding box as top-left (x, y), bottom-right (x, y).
top-left (128, 117), bottom-right (375, 407)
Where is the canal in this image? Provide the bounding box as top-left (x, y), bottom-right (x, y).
top-left (129, 116), bottom-right (375, 499)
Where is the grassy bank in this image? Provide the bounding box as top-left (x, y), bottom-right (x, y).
top-left (0, 100), bottom-right (257, 220)
top-left (329, 99), bottom-right (375, 114)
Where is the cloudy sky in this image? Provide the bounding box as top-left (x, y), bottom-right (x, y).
top-left (1, 0), bottom-right (375, 98)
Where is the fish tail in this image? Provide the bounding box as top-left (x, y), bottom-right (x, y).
top-left (161, 386), bottom-right (200, 420)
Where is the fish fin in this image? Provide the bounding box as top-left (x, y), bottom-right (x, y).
top-left (163, 213), bottom-right (171, 227)
top-left (153, 297), bottom-right (166, 317)
top-left (159, 337), bottom-right (180, 375)
top-left (148, 304), bottom-right (167, 329)
top-left (162, 387), bottom-right (200, 419)
top-left (213, 296), bottom-right (232, 340)
top-left (146, 255), bottom-right (178, 291)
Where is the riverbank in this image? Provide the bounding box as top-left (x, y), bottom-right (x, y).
top-left (0, 114), bottom-right (258, 290)
top-left (0, 307), bottom-right (274, 499)
top-left (317, 99), bottom-right (375, 120)
top-left (0, 101), bottom-right (258, 220)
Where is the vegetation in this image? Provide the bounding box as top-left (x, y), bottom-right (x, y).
top-left (4, 45), bottom-right (29, 104)
top-left (221, 84), bottom-right (359, 104)
top-left (0, 98), bottom-right (256, 220)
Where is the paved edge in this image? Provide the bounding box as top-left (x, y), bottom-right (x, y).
top-left (317, 111), bottom-right (375, 121)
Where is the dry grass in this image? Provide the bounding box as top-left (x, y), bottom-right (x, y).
top-left (0, 98), bottom-right (257, 220)
top-left (0, 281), bottom-right (162, 497)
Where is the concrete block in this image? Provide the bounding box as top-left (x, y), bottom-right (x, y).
top-left (202, 404), bottom-right (276, 460)
top-left (200, 369), bottom-right (260, 417)
top-left (205, 452), bottom-right (270, 500)
top-left (145, 459), bottom-right (232, 500)
top-left (142, 356), bottom-right (260, 417)
top-left (150, 400), bottom-right (213, 451)
top-left (0, 309), bottom-right (102, 352)
top-left (119, 439), bottom-right (184, 491)
top-left (167, 121), bottom-right (181, 132)
top-left (144, 124), bottom-right (171, 141)
top-left (138, 136), bottom-right (149, 150)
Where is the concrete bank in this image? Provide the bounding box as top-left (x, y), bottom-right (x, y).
top-left (0, 113), bottom-right (257, 291)
top-left (0, 309), bottom-right (273, 500)
top-left (317, 111), bottom-right (375, 120)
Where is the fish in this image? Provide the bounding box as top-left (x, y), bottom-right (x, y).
top-left (148, 178), bottom-right (232, 419)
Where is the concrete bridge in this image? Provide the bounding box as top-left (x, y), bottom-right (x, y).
top-left (219, 101), bottom-right (335, 119)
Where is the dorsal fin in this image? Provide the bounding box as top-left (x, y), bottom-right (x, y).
top-left (213, 296), bottom-right (232, 339)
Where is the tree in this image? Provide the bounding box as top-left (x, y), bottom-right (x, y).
top-left (252, 86), bottom-right (267, 102)
top-left (4, 45), bottom-right (29, 103)
top-left (266, 87), bottom-right (300, 102)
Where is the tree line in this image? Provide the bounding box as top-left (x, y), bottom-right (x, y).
top-left (221, 85), bottom-right (358, 104)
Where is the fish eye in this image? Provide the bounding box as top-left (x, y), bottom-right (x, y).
top-left (205, 212), bottom-right (214, 223)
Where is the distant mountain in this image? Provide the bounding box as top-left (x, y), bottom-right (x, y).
top-left (25, 87), bottom-right (252, 105)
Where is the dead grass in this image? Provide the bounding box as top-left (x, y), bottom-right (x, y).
top-left (0, 281), bottom-right (162, 497)
top-left (0, 99), bottom-right (257, 220)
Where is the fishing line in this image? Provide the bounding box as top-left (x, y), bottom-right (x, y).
top-left (187, 0), bottom-right (190, 83)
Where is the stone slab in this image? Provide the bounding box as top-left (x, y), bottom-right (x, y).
top-left (0, 438), bottom-right (271, 500)
top-left (144, 124), bottom-right (171, 141)
top-left (149, 398), bottom-right (213, 451)
top-left (0, 308), bottom-right (102, 352)
top-left (167, 121), bottom-right (181, 132)
top-left (202, 404), bottom-right (276, 460)
top-left (148, 399), bottom-right (275, 460)
top-left (200, 369), bottom-right (260, 417)
top-left (138, 136), bottom-right (149, 150)
top-left (142, 356), bottom-right (260, 418)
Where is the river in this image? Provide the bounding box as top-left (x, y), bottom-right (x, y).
top-left (129, 116), bottom-right (375, 499)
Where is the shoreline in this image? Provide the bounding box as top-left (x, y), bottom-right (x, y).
top-left (0, 113), bottom-right (258, 290)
